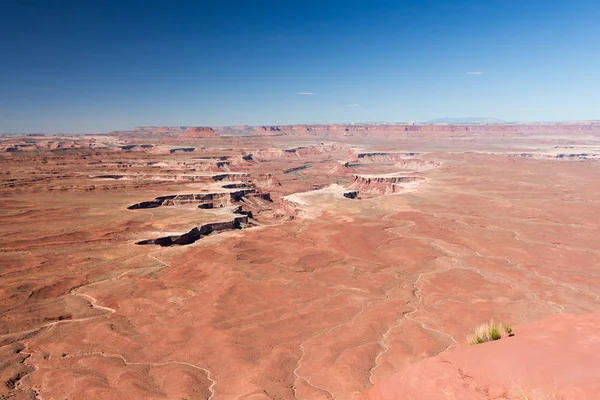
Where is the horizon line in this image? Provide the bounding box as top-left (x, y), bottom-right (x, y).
top-left (3, 119), bottom-right (600, 135)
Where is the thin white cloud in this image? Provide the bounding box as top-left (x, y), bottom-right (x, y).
top-left (297, 92), bottom-right (315, 95)
top-left (466, 71), bottom-right (484, 75)
top-left (347, 104), bottom-right (359, 107)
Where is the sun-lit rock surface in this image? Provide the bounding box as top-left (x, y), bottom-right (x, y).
top-left (182, 127), bottom-right (218, 138)
top-left (363, 313), bottom-right (600, 400)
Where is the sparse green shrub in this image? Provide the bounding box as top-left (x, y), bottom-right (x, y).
top-left (468, 320), bottom-right (512, 345)
top-left (489, 323), bottom-right (502, 340)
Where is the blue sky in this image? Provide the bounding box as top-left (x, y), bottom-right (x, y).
top-left (1, 0), bottom-right (600, 133)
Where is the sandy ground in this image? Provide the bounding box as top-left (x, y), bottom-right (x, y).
top-left (363, 313), bottom-right (600, 400)
top-left (1, 131), bottom-right (599, 399)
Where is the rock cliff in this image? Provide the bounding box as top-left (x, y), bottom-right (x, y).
top-left (347, 174), bottom-right (426, 195)
top-left (182, 127), bottom-right (218, 138)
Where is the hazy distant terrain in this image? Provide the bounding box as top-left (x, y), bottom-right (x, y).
top-left (424, 117), bottom-right (507, 124)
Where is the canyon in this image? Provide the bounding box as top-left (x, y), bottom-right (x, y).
top-left (1, 123), bottom-right (600, 399)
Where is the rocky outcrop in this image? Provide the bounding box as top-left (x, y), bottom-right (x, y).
top-left (278, 198), bottom-right (308, 219)
top-left (127, 199), bottom-right (166, 209)
top-left (363, 313), bottom-right (600, 400)
top-left (136, 216), bottom-right (249, 246)
top-left (357, 152), bottom-right (419, 159)
top-left (283, 164), bottom-right (311, 174)
top-left (221, 183), bottom-right (252, 189)
top-left (169, 147), bottom-right (195, 153)
top-left (347, 174), bottom-right (426, 195)
top-left (127, 190), bottom-right (258, 209)
top-left (182, 127), bottom-right (217, 138)
top-left (254, 174), bottom-right (282, 189)
top-left (244, 192), bottom-right (273, 202)
top-left (92, 175), bottom-right (125, 180)
top-left (99, 172), bottom-right (249, 182)
top-left (250, 144), bottom-right (351, 160)
top-left (473, 152), bottom-right (600, 160)
top-left (210, 173), bottom-right (251, 181)
top-left (515, 152), bottom-right (599, 160)
top-left (352, 175), bottom-right (424, 185)
top-left (330, 163), bottom-right (354, 175)
top-left (351, 152), bottom-right (441, 171)
top-left (232, 205), bottom-right (253, 218)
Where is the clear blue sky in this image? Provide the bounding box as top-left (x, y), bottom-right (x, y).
top-left (1, 0), bottom-right (600, 133)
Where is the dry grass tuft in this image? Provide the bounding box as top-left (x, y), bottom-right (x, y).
top-left (468, 320), bottom-right (512, 345)
top-left (510, 383), bottom-right (559, 400)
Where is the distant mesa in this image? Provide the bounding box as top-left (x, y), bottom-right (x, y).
top-left (108, 126), bottom-right (188, 136)
top-left (133, 126), bottom-right (187, 133)
top-left (109, 125), bottom-right (218, 137)
top-left (248, 122), bottom-right (600, 137)
top-left (424, 117), bottom-right (506, 124)
top-left (154, 126), bottom-right (178, 133)
top-left (182, 127), bottom-right (217, 138)
top-left (102, 121), bottom-right (600, 139)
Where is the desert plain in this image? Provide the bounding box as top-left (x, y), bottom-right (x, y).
top-left (1, 123), bottom-right (600, 399)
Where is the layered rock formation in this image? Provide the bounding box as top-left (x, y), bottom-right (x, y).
top-left (127, 189), bottom-right (261, 210)
top-left (351, 152), bottom-right (441, 171)
top-left (347, 174), bottom-right (426, 195)
top-left (249, 143), bottom-right (351, 160)
top-left (182, 127), bottom-right (217, 138)
top-left (283, 164), bottom-right (312, 174)
top-left (137, 216), bottom-right (250, 246)
top-left (108, 126), bottom-right (188, 136)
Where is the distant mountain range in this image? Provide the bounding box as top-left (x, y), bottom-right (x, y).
top-left (424, 117), bottom-right (506, 124)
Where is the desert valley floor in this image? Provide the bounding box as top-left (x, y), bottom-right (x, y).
top-left (1, 126), bottom-right (600, 399)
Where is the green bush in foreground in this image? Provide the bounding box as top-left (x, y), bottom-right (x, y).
top-left (468, 320), bottom-right (512, 345)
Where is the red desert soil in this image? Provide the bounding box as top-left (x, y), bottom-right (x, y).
top-left (363, 313), bottom-right (600, 400)
top-left (0, 126), bottom-right (599, 399)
